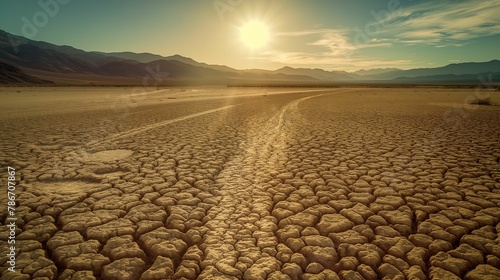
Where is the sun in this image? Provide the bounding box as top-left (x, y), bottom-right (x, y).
top-left (240, 20), bottom-right (270, 49)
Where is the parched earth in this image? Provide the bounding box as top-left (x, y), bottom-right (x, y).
top-left (1, 87), bottom-right (499, 279)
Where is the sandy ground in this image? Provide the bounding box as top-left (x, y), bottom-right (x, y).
top-left (0, 87), bottom-right (499, 279)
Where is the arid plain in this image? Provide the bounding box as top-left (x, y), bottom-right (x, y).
top-left (1, 87), bottom-right (499, 280)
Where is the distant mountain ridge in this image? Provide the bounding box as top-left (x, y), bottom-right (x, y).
top-left (393, 71), bottom-right (500, 84)
top-left (273, 66), bottom-right (359, 81)
top-left (0, 30), bottom-right (316, 85)
top-left (0, 29), bottom-right (498, 85)
top-left (0, 62), bottom-right (53, 84)
top-left (96, 52), bottom-right (240, 73)
top-left (367, 60), bottom-right (500, 80)
top-left (353, 68), bottom-right (401, 76)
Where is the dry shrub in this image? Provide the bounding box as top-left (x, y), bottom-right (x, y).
top-left (469, 98), bottom-right (494, 106)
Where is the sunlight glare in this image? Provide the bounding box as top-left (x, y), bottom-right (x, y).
top-left (240, 21), bottom-right (270, 49)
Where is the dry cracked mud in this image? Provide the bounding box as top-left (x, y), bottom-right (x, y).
top-left (1, 87), bottom-right (499, 279)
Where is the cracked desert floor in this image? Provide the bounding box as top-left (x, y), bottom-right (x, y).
top-left (1, 87), bottom-right (499, 280)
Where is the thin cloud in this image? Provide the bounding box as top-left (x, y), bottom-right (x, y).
top-left (277, 28), bottom-right (390, 52)
top-left (276, 28), bottom-right (348, 37)
top-left (254, 28), bottom-right (397, 70)
top-left (257, 50), bottom-right (413, 72)
top-left (272, 28), bottom-right (391, 64)
top-left (250, 0), bottom-right (498, 71)
top-left (381, 0), bottom-right (500, 44)
top-left (308, 32), bottom-right (357, 56)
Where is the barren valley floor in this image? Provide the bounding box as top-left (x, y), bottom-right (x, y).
top-left (1, 87), bottom-right (499, 279)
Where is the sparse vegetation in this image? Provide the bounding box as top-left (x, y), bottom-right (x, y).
top-left (469, 97), bottom-right (494, 106)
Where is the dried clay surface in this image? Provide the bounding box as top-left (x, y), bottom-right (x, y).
top-left (1, 87), bottom-right (499, 279)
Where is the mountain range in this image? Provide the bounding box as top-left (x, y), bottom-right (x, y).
top-left (1, 29), bottom-right (499, 86)
top-left (0, 62), bottom-right (53, 84)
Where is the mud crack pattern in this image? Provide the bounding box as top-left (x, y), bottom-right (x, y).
top-left (1, 88), bottom-right (499, 279)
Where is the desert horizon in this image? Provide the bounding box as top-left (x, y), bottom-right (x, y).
top-left (1, 1), bottom-right (500, 280)
top-left (1, 26), bottom-right (499, 86)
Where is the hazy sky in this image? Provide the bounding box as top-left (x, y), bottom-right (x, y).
top-left (1, 0), bottom-right (499, 71)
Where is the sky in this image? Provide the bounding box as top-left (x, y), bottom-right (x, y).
top-left (0, 0), bottom-right (499, 72)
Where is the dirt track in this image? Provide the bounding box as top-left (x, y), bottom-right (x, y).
top-left (1, 87), bottom-right (499, 279)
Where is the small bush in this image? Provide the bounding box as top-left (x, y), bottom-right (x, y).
top-left (469, 98), bottom-right (493, 106)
